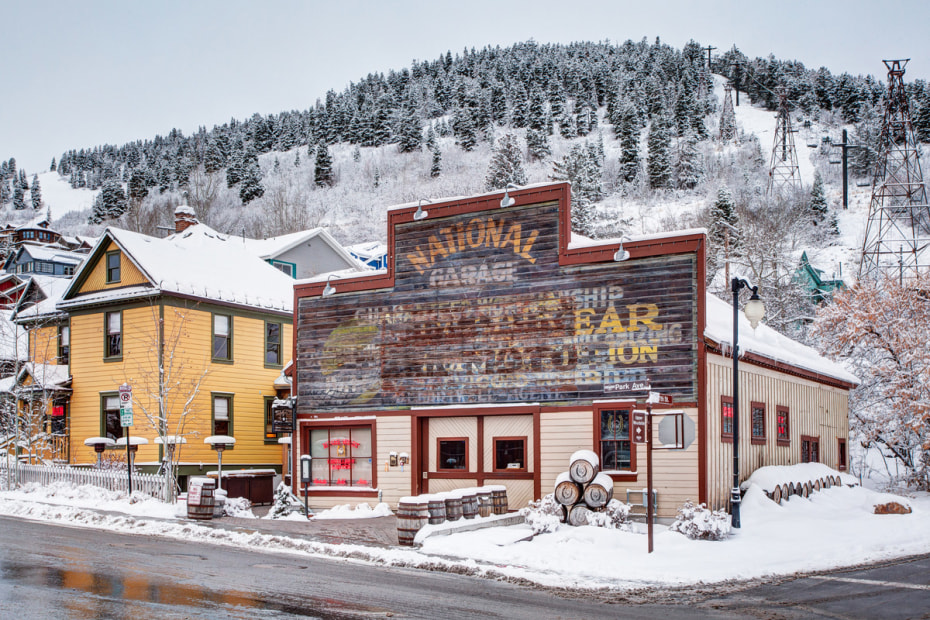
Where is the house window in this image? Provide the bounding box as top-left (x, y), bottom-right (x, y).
top-left (265, 322), bottom-right (282, 366)
top-left (721, 396), bottom-right (734, 441)
top-left (50, 403), bottom-right (68, 435)
top-left (494, 437), bottom-right (526, 472)
top-left (837, 438), bottom-right (847, 471)
top-left (801, 435), bottom-right (820, 463)
top-left (750, 401), bottom-right (766, 444)
top-left (58, 325), bottom-right (70, 365)
top-left (106, 251), bottom-right (120, 283)
top-left (599, 408), bottom-right (632, 470)
top-left (272, 261), bottom-right (294, 277)
top-left (438, 438), bottom-right (468, 470)
top-left (102, 394), bottom-right (123, 441)
top-left (105, 311), bottom-right (121, 359)
top-left (36, 262), bottom-right (53, 273)
top-left (212, 314), bottom-right (232, 361)
top-left (212, 394), bottom-right (233, 437)
top-left (63, 265), bottom-right (75, 276)
top-left (308, 426), bottom-right (373, 486)
top-left (776, 406), bottom-right (790, 445)
top-left (264, 397), bottom-right (277, 441)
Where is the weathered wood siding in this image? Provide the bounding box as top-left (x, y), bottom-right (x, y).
top-left (297, 201), bottom-right (698, 411)
top-left (704, 352), bottom-right (850, 510)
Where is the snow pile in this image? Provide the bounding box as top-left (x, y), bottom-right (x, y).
top-left (223, 496), bottom-right (256, 518)
top-left (312, 502), bottom-right (393, 520)
top-left (668, 500), bottom-right (731, 540)
top-left (2, 481), bottom-right (176, 519)
top-left (520, 494), bottom-right (563, 534)
top-left (743, 462), bottom-right (857, 493)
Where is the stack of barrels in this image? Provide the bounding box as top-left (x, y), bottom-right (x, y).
top-left (554, 450), bottom-right (614, 526)
top-left (396, 485), bottom-right (509, 546)
top-left (768, 474), bottom-right (844, 503)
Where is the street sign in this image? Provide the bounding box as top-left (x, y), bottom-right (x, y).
top-left (631, 410), bottom-right (647, 444)
top-left (646, 391), bottom-right (672, 405)
top-left (605, 380), bottom-right (651, 394)
top-left (119, 383), bottom-right (133, 427)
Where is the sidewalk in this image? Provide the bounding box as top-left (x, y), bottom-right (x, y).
top-left (216, 509), bottom-right (400, 547)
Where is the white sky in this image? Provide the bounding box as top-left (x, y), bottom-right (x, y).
top-left (2, 0), bottom-right (928, 174)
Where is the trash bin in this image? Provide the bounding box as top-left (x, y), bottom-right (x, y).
top-left (187, 477), bottom-right (215, 520)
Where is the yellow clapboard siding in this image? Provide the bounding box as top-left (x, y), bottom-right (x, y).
top-left (68, 302), bottom-right (292, 468)
top-left (79, 240), bottom-right (150, 292)
top-left (29, 325), bottom-right (60, 365)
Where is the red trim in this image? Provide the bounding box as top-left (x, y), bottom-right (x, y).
top-left (477, 417), bottom-right (485, 478)
top-left (750, 401), bottom-right (766, 445)
top-left (533, 411), bottom-right (542, 501)
top-left (436, 437), bottom-right (469, 472)
top-left (297, 418), bottom-right (377, 491)
top-left (720, 395), bottom-right (734, 443)
top-left (705, 341), bottom-right (856, 390)
top-left (491, 436), bottom-right (528, 473)
top-left (837, 438), bottom-right (847, 471)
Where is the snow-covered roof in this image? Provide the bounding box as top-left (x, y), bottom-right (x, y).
top-left (704, 293), bottom-right (858, 385)
top-left (345, 241), bottom-right (388, 259)
top-left (15, 214), bottom-right (54, 232)
top-left (10, 244), bottom-right (85, 266)
top-left (59, 225), bottom-right (295, 313)
top-left (17, 362), bottom-right (71, 389)
top-left (11, 275), bottom-right (72, 321)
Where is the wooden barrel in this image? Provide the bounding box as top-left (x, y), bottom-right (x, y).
top-left (813, 478), bottom-right (822, 492)
top-left (444, 492), bottom-right (463, 521)
top-left (568, 450), bottom-right (599, 484)
top-left (488, 485), bottom-right (508, 514)
top-left (187, 477), bottom-right (215, 520)
top-left (822, 476), bottom-right (832, 489)
top-left (554, 472), bottom-right (583, 506)
top-left (834, 475), bottom-right (842, 486)
top-left (781, 483), bottom-right (790, 500)
top-left (801, 482), bottom-right (811, 498)
top-left (583, 472), bottom-right (614, 509)
top-left (396, 497), bottom-right (429, 546)
top-left (567, 503), bottom-right (591, 527)
top-left (461, 490), bottom-right (478, 520)
top-left (771, 484), bottom-right (783, 504)
top-left (426, 494), bottom-right (447, 525)
top-left (476, 488), bottom-right (493, 517)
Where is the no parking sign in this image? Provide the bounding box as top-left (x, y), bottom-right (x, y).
top-left (119, 383), bottom-right (133, 427)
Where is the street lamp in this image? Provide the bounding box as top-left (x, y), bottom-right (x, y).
top-left (730, 277), bottom-right (765, 529)
top-left (205, 435), bottom-right (236, 490)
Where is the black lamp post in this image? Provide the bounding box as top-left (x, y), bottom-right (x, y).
top-left (300, 454), bottom-right (312, 518)
top-left (731, 277), bottom-right (765, 529)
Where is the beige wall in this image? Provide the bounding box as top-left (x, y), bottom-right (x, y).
top-left (704, 352), bottom-right (851, 510)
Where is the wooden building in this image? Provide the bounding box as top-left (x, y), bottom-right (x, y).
top-left (291, 183), bottom-right (856, 517)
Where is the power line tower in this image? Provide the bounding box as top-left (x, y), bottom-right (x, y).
top-left (859, 59), bottom-right (930, 280)
top-left (766, 89), bottom-right (802, 195)
top-left (719, 84), bottom-right (736, 142)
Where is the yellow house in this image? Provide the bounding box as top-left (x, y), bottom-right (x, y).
top-left (56, 213), bottom-right (298, 485)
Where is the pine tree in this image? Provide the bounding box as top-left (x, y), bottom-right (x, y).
top-left (294, 150), bottom-right (301, 167)
top-left (808, 172), bottom-right (834, 233)
top-left (453, 108), bottom-right (477, 151)
top-left (12, 183), bottom-right (26, 210)
top-left (485, 133), bottom-right (527, 190)
top-left (314, 143), bottom-right (334, 187)
top-left (30, 175), bottom-right (42, 209)
top-left (239, 159), bottom-right (265, 204)
top-left (204, 139), bottom-right (225, 173)
top-left (708, 185), bottom-right (740, 255)
top-left (425, 125), bottom-right (437, 152)
top-left (430, 146), bottom-right (442, 178)
top-left (128, 169), bottom-right (149, 203)
top-left (526, 128), bottom-right (550, 161)
top-left (90, 179), bottom-right (128, 222)
top-left (510, 84), bottom-right (529, 128)
top-left (50, 158), bottom-right (56, 172)
top-left (397, 103), bottom-right (422, 153)
top-left (675, 130), bottom-right (704, 190)
top-left (527, 88), bottom-right (548, 132)
top-left (225, 140), bottom-right (244, 187)
top-left (550, 142), bottom-right (603, 237)
top-left (617, 102), bottom-right (641, 184)
top-left (352, 145), bottom-right (361, 162)
top-left (916, 91), bottom-right (930, 143)
top-left (646, 113), bottom-right (672, 189)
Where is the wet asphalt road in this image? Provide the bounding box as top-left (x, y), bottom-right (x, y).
top-left (2, 516), bottom-right (929, 619)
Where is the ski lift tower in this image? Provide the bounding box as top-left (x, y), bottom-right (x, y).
top-left (766, 89), bottom-right (802, 195)
top-left (859, 59), bottom-right (930, 280)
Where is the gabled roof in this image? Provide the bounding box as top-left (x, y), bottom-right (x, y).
top-left (59, 224), bottom-right (295, 314)
top-left (704, 293), bottom-right (858, 386)
top-left (15, 362), bottom-right (71, 392)
top-left (11, 275), bottom-right (72, 322)
top-left (239, 227), bottom-right (363, 269)
top-left (2, 244), bottom-right (85, 271)
top-left (15, 214), bottom-right (56, 234)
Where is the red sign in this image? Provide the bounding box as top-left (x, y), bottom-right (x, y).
top-left (658, 394), bottom-right (673, 405)
top-left (632, 411), bottom-right (647, 444)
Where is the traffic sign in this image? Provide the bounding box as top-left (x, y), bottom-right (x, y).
top-left (119, 383), bottom-right (133, 427)
top-left (631, 411), bottom-right (647, 444)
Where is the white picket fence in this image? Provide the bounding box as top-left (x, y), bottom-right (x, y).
top-left (0, 462), bottom-right (171, 502)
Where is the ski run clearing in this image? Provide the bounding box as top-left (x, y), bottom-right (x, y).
top-left (0, 475), bottom-right (926, 591)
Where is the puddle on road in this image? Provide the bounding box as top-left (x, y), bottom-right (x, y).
top-left (0, 560), bottom-right (387, 618)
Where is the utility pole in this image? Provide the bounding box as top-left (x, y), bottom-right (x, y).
top-left (766, 89), bottom-right (802, 195)
top-left (730, 61), bottom-right (742, 106)
top-left (829, 129), bottom-right (859, 210)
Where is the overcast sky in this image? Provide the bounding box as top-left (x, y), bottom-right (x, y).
top-left (2, 0), bottom-right (927, 174)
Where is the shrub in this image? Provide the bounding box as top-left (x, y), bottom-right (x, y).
top-left (669, 500), bottom-right (731, 540)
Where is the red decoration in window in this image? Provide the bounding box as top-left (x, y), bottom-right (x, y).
top-left (321, 439), bottom-right (361, 449)
top-left (327, 458), bottom-right (356, 470)
top-left (357, 479), bottom-right (368, 486)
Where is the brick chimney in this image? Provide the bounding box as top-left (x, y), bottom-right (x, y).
top-left (174, 205), bottom-right (198, 233)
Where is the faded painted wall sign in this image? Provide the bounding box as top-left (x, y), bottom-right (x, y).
top-left (298, 202), bottom-right (697, 409)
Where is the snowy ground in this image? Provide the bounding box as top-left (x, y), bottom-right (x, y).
top-left (0, 474), bottom-right (925, 591)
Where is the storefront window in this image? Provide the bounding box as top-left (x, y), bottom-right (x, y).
top-left (309, 427), bottom-right (372, 487)
top-left (438, 438), bottom-right (467, 470)
top-left (494, 438), bottom-right (525, 471)
top-left (599, 409), bottom-right (631, 470)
